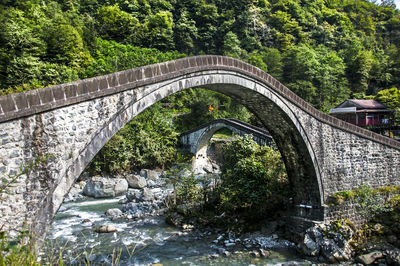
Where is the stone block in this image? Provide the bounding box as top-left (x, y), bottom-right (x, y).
top-left (52, 85), bottom-right (65, 101)
top-left (64, 84), bottom-right (77, 98)
top-left (160, 62), bottom-right (168, 74)
top-left (89, 78), bottom-right (99, 93)
top-left (39, 87), bottom-right (54, 104)
top-left (143, 66), bottom-right (153, 79)
top-left (189, 57), bottom-right (196, 67)
top-left (13, 93), bottom-right (28, 110)
top-left (107, 74), bottom-right (117, 87)
top-left (118, 71), bottom-right (128, 85)
top-left (134, 68), bottom-right (142, 81)
top-left (99, 77), bottom-right (108, 90)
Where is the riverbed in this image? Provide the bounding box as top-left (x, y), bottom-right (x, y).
top-left (44, 197), bottom-right (314, 265)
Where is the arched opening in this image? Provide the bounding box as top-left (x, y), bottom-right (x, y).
top-left (35, 69), bottom-right (322, 246)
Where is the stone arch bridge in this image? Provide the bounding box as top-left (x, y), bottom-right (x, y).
top-left (180, 118), bottom-right (273, 153)
top-left (180, 118), bottom-right (273, 174)
top-left (0, 55), bottom-right (399, 239)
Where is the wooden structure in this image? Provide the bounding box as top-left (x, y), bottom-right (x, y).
top-left (330, 99), bottom-right (393, 128)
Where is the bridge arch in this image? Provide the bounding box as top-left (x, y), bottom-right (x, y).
top-left (37, 69), bottom-right (324, 236)
top-left (0, 55), bottom-right (399, 239)
top-left (179, 118), bottom-right (273, 174)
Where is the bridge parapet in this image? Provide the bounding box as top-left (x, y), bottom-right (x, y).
top-left (0, 55), bottom-right (399, 150)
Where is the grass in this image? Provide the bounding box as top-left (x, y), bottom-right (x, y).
top-left (212, 128), bottom-right (233, 139)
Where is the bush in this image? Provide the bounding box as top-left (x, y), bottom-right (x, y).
top-left (219, 135), bottom-right (289, 217)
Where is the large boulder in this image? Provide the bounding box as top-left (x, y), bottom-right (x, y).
top-left (299, 222), bottom-right (355, 263)
top-left (83, 177), bottom-right (128, 198)
top-left (126, 189), bottom-right (142, 202)
top-left (301, 226), bottom-right (323, 256)
top-left (142, 188), bottom-right (154, 202)
top-left (126, 174), bottom-right (147, 189)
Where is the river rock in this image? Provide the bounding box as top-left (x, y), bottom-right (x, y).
top-left (83, 177), bottom-right (128, 198)
top-left (94, 224), bottom-right (117, 233)
top-left (126, 189), bottom-right (142, 202)
top-left (126, 174), bottom-right (147, 189)
top-left (386, 249), bottom-right (400, 265)
top-left (250, 250), bottom-right (260, 257)
top-left (140, 169), bottom-right (161, 180)
top-left (64, 182), bottom-right (87, 202)
top-left (142, 188), bottom-right (155, 202)
top-left (300, 226), bottom-right (323, 256)
top-left (125, 188), bottom-right (154, 202)
top-left (105, 208), bottom-right (122, 217)
top-left (259, 249), bottom-right (270, 257)
top-left (166, 212), bottom-right (184, 227)
top-left (356, 251), bottom-right (384, 265)
top-left (300, 222), bottom-right (354, 263)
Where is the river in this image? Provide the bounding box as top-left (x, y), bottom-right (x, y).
top-left (43, 196), bottom-right (315, 265)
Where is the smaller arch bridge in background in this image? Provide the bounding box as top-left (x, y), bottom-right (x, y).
top-left (180, 118), bottom-right (274, 174)
top-left (180, 118), bottom-right (273, 154)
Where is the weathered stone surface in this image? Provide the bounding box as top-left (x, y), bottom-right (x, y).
top-left (125, 188), bottom-right (155, 202)
top-left (0, 55), bottom-right (399, 240)
top-left (300, 227), bottom-right (322, 256)
top-left (140, 169), bottom-right (162, 180)
top-left (142, 188), bottom-right (154, 202)
top-left (83, 177), bottom-right (128, 198)
top-left (126, 189), bottom-right (142, 202)
top-left (105, 208), bottom-right (122, 217)
top-left (356, 251), bottom-right (383, 265)
top-left (94, 224), bottom-right (117, 233)
top-left (300, 222), bottom-right (354, 263)
top-left (126, 174), bottom-right (147, 189)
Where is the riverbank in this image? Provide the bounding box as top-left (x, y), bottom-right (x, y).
top-left (46, 196), bottom-right (313, 265)
top-left (46, 172), bottom-right (400, 265)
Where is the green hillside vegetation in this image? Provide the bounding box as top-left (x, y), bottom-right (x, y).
top-left (1, 0), bottom-right (400, 172)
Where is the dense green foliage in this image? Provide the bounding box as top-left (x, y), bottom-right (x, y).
top-left (219, 135), bottom-right (289, 217)
top-left (0, 5), bottom-right (399, 112)
top-left (1, 0), bottom-right (400, 171)
top-left (1, 0), bottom-right (400, 108)
top-left (87, 102), bottom-right (179, 174)
top-left (372, 87), bottom-right (400, 123)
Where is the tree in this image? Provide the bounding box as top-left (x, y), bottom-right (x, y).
top-left (96, 5), bottom-right (139, 43)
top-left (145, 11), bottom-right (175, 50)
top-left (374, 87), bottom-right (400, 124)
top-left (89, 102), bottom-right (179, 174)
top-left (46, 24), bottom-right (91, 67)
top-left (222, 31), bottom-right (246, 59)
top-left (193, 3), bottom-right (219, 53)
top-left (173, 10), bottom-right (198, 54)
top-left (219, 135), bottom-right (288, 217)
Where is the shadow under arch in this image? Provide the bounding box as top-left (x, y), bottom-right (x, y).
top-left (35, 69), bottom-right (323, 239)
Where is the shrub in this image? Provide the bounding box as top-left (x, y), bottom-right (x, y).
top-left (219, 135), bottom-right (289, 217)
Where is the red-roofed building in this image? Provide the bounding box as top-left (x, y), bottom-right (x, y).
top-left (330, 99), bottom-right (393, 127)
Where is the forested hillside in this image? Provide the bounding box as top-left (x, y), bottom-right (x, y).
top-left (1, 0), bottom-right (400, 172)
top-left (1, 0), bottom-right (400, 110)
